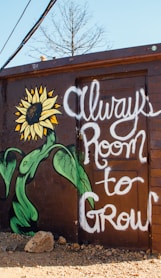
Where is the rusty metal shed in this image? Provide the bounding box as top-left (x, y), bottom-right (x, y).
top-left (0, 43), bottom-right (161, 252)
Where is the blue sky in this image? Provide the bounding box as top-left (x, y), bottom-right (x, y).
top-left (1, 0), bottom-right (161, 69)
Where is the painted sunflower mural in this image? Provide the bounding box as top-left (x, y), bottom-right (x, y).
top-left (15, 86), bottom-right (61, 140)
top-left (0, 85), bottom-right (93, 236)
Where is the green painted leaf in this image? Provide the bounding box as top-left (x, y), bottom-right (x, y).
top-left (0, 147), bottom-right (24, 198)
top-left (53, 145), bottom-right (94, 208)
top-left (10, 215), bottom-right (35, 236)
top-left (53, 146), bottom-right (77, 184)
top-left (0, 151), bottom-right (17, 197)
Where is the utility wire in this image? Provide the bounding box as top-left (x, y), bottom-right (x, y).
top-left (0, 0), bottom-right (57, 72)
top-left (0, 0), bottom-right (32, 55)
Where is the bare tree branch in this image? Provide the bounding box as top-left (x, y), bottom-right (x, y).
top-left (28, 0), bottom-right (110, 60)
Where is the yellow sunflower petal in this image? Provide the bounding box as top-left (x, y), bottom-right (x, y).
top-left (20, 121), bottom-right (28, 132)
top-left (42, 96), bottom-right (58, 110)
top-left (25, 88), bottom-right (33, 103)
top-left (31, 88), bottom-right (34, 95)
top-left (20, 133), bottom-right (24, 140)
top-left (40, 87), bottom-right (47, 103)
top-left (32, 87), bottom-right (40, 103)
top-left (15, 111), bottom-right (21, 116)
top-left (34, 123), bottom-right (43, 138)
top-left (40, 109), bottom-right (61, 121)
top-left (15, 124), bottom-right (21, 131)
top-left (16, 106), bottom-right (27, 115)
top-left (48, 90), bottom-right (54, 97)
top-left (55, 103), bottom-right (61, 108)
top-left (53, 109), bottom-right (61, 114)
top-left (21, 99), bottom-right (30, 109)
top-left (16, 115), bottom-right (26, 123)
top-left (24, 126), bottom-right (31, 141)
top-left (30, 124), bottom-right (36, 140)
top-left (39, 85), bottom-right (43, 95)
top-left (39, 119), bottom-right (54, 130)
top-left (28, 134), bottom-right (31, 141)
top-left (50, 115), bottom-right (58, 124)
top-left (43, 128), bottom-right (47, 136)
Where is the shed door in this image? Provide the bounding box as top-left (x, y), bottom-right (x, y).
top-left (77, 73), bottom-right (150, 249)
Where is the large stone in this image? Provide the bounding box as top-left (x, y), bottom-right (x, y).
top-left (24, 231), bottom-right (54, 253)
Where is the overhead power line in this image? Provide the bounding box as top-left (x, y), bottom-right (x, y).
top-left (0, 0), bottom-right (32, 55)
top-left (0, 0), bottom-right (57, 72)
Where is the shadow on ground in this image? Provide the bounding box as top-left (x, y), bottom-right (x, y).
top-left (0, 243), bottom-right (158, 268)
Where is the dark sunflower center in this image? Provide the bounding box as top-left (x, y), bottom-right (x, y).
top-left (26, 103), bottom-right (42, 125)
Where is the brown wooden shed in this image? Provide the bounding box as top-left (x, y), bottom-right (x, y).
top-left (0, 43), bottom-right (161, 252)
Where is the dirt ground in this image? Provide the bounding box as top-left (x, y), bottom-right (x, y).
top-left (0, 233), bottom-right (160, 278)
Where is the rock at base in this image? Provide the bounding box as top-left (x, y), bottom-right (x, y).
top-left (24, 231), bottom-right (54, 253)
top-left (58, 236), bottom-right (67, 245)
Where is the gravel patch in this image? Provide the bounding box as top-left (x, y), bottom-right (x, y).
top-left (0, 232), bottom-right (160, 278)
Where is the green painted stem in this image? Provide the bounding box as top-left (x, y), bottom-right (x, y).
top-left (10, 173), bottom-right (38, 235)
